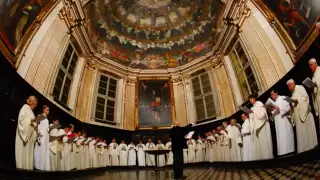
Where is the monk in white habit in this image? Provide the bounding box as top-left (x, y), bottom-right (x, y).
top-left (270, 89), bottom-right (295, 156)
top-left (34, 105), bottom-right (51, 171)
top-left (96, 139), bottom-right (104, 167)
top-left (88, 137), bottom-right (98, 168)
top-left (82, 132), bottom-right (90, 169)
top-left (195, 135), bottom-right (204, 162)
top-left (136, 140), bottom-right (146, 166)
top-left (287, 79), bottom-right (318, 153)
top-left (240, 113), bottom-right (255, 161)
top-left (165, 138), bottom-right (173, 165)
top-left (75, 131), bottom-right (85, 169)
top-left (119, 140), bottom-right (128, 166)
top-left (109, 138), bottom-right (120, 166)
top-left (187, 138), bottom-right (196, 163)
top-left (221, 123), bottom-right (231, 161)
top-left (226, 119), bottom-right (242, 161)
top-left (49, 120), bottom-right (60, 171)
top-left (215, 129), bottom-right (223, 162)
top-left (156, 140), bottom-right (166, 167)
top-left (309, 58), bottom-right (320, 124)
top-left (128, 141), bottom-right (136, 166)
top-left (204, 133), bottom-right (210, 162)
top-left (15, 96), bottom-right (38, 170)
top-left (146, 139), bottom-right (156, 166)
top-left (103, 140), bottom-right (110, 166)
top-left (248, 95), bottom-right (273, 160)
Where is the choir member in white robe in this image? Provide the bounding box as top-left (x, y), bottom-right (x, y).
top-left (287, 79), bottom-right (318, 153)
top-left (61, 126), bottom-right (72, 171)
top-left (128, 141), bottom-right (136, 166)
top-left (136, 141), bottom-right (146, 166)
top-left (109, 139), bottom-right (120, 166)
top-left (309, 58), bottom-right (320, 125)
top-left (211, 130), bottom-right (218, 162)
top-left (226, 119), bottom-right (242, 161)
top-left (241, 113), bottom-right (255, 161)
top-left (119, 140), bottom-right (128, 166)
top-left (215, 130), bottom-right (223, 162)
top-left (88, 137), bottom-right (97, 168)
top-left (146, 139), bottom-right (156, 166)
top-left (156, 140), bottom-right (166, 167)
top-left (75, 133), bottom-right (85, 170)
top-left (82, 132), bottom-right (90, 169)
top-left (165, 139), bottom-right (173, 165)
top-left (270, 90), bottom-right (295, 156)
top-left (67, 124), bottom-right (77, 170)
top-left (48, 120), bottom-right (60, 171)
top-left (204, 133), bottom-right (210, 162)
top-left (57, 129), bottom-right (66, 171)
top-left (195, 136), bottom-right (204, 162)
top-left (187, 138), bottom-right (196, 163)
top-left (183, 148), bottom-right (188, 163)
top-left (15, 96), bottom-right (38, 170)
top-left (248, 95), bottom-right (273, 160)
top-left (103, 140), bottom-right (110, 166)
top-left (221, 123), bottom-right (231, 162)
top-left (34, 105), bottom-right (51, 171)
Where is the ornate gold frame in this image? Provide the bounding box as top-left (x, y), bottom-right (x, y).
top-left (134, 77), bottom-right (176, 130)
top-left (0, 0), bottom-right (60, 67)
top-left (252, 0), bottom-right (320, 62)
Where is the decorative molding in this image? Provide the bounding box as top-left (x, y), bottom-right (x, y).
top-left (126, 77), bottom-right (137, 84)
top-left (85, 56), bottom-right (96, 70)
top-left (171, 76), bottom-right (183, 83)
top-left (59, 0), bottom-right (85, 34)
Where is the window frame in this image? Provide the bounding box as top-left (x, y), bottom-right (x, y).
top-left (229, 40), bottom-right (261, 100)
top-left (92, 72), bottom-right (118, 124)
top-left (51, 42), bottom-right (79, 107)
top-left (190, 71), bottom-right (217, 121)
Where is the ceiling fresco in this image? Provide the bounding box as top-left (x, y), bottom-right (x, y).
top-left (83, 0), bottom-right (225, 69)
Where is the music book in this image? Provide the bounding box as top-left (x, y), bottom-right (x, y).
top-left (283, 96), bottom-right (293, 104)
top-left (240, 106), bottom-right (251, 113)
top-left (303, 77), bottom-right (315, 89)
top-left (34, 115), bottom-right (46, 123)
top-left (184, 131), bottom-right (195, 139)
top-left (265, 98), bottom-right (276, 107)
top-left (49, 124), bottom-right (61, 129)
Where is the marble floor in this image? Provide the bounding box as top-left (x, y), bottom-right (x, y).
top-left (70, 160), bottom-right (320, 180)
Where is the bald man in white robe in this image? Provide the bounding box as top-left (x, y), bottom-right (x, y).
top-left (248, 96), bottom-right (273, 160)
top-left (15, 96), bottom-right (38, 170)
top-left (309, 58), bottom-right (320, 127)
top-left (226, 120), bottom-right (242, 161)
top-left (287, 79), bottom-right (318, 153)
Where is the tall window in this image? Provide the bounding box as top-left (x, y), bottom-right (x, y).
top-left (94, 74), bottom-right (117, 123)
top-left (191, 72), bottom-right (216, 121)
top-left (52, 43), bottom-right (78, 105)
top-left (229, 41), bottom-right (259, 99)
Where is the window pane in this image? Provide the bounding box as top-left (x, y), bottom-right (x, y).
top-left (52, 87), bottom-right (61, 98)
top-left (202, 85), bottom-right (211, 94)
top-left (207, 109), bottom-right (216, 118)
top-left (244, 66), bottom-right (253, 77)
top-left (206, 101), bottom-right (215, 111)
top-left (57, 69), bottom-right (65, 80)
top-left (108, 90), bottom-right (116, 98)
top-left (247, 74), bottom-right (257, 87)
top-left (61, 94), bottom-right (68, 104)
top-left (193, 89), bottom-right (202, 97)
top-left (63, 77), bottom-right (71, 96)
top-left (100, 75), bottom-right (108, 83)
top-left (250, 83), bottom-right (259, 96)
top-left (200, 73), bottom-right (209, 82)
top-left (195, 98), bottom-right (204, 107)
top-left (106, 106), bottom-right (114, 114)
top-left (54, 77), bottom-right (63, 90)
top-left (106, 114), bottom-right (114, 121)
top-left (98, 87), bottom-right (107, 95)
top-left (239, 54), bottom-right (248, 67)
top-left (99, 81), bottom-right (108, 89)
top-left (204, 94), bottom-right (214, 104)
top-left (62, 57), bottom-right (70, 69)
top-left (107, 100), bottom-right (115, 108)
top-left (229, 51), bottom-right (241, 74)
top-left (95, 111), bottom-right (104, 119)
top-left (96, 97), bottom-right (105, 105)
top-left (109, 78), bottom-right (117, 86)
top-left (239, 73), bottom-right (250, 99)
top-left (196, 105), bottom-right (206, 120)
top-left (109, 84), bottom-right (116, 91)
top-left (235, 42), bottom-right (241, 52)
top-left (96, 103), bottom-right (105, 112)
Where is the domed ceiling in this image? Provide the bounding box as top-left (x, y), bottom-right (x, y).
top-left (83, 0), bottom-right (225, 69)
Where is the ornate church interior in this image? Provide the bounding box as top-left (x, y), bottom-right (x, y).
top-left (0, 0), bottom-right (320, 179)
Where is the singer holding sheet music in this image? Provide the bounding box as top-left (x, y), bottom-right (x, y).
top-left (170, 121), bottom-right (193, 180)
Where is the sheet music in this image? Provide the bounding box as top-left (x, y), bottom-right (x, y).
top-left (302, 77), bottom-right (315, 89)
top-left (240, 106), bottom-right (251, 113)
top-left (283, 96), bottom-right (293, 104)
top-left (49, 124), bottom-right (61, 129)
top-left (184, 131), bottom-right (195, 139)
top-left (34, 115), bottom-right (46, 123)
top-left (265, 98), bottom-right (276, 107)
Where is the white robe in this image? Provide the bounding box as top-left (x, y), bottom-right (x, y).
top-left (15, 104), bottom-right (37, 170)
top-left (136, 144), bottom-right (146, 166)
top-left (109, 142), bottom-right (120, 166)
top-left (75, 137), bottom-right (85, 169)
top-left (195, 139), bottom-right (204, 162)
top-left (221, 130), bottom-right (230, 162)
top-left (312, 66), bottom-right (320, 121)
top-left (292, 85), bottom-right (318, 153)
top-left (103, 147), bottom-right (110, 166)
top-left (83, 139), bottom-right (90, 169)
top-left (165, 142), bottom-right (173, 165)
top-left (241, 119), bottom-right (255, 161)
top-left (187, 139), bottom-right (196, 163)
top-left (89, 140), bottom-right (97, 168)
top-left (145, 142), bottom-right (156, 166)
top-left (250, 101), bottom-right (273, 160)
top-left (128, 144), bottom-right (136, 166)
top-left (119, 143), bottom-right (128, 166)
top-left (183, 149), bottom-right (188, 163)
top-left (34, 118), bottom-right (50, 171)
top-left (273, 96), bottom-right (295, 156)
top-left (61, 133), bottom-right (71, 170)
top-left (156, 144), bottom-right (166, 167)
top-left (226, 125), bottom-right (242, 161)
top-left (49, 128), bottom-right (59, 171)
top-left (204, 139), bottom-right (210, 162)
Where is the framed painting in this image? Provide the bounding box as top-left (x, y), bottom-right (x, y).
top-left (0, 0), bottom-right (59, 66)
top-left (135, 78), bottom-right (175, 130)
top-left (252, 0), bottom-right (320, 60)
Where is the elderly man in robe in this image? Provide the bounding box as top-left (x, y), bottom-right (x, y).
top-left (128, 141), bottom-right (136, 166)
top-left (34, 105), bottom-right (51, 171)
top-left (270, 89), bottom-right (295, 156)
top-left (287, 79), bottom-right (318, 153)
top-left (119, 140), bottom-right (128, 166)
top-left (15, 96), bottom-right (38, 170)
top-left (136, 140), bottom-right (146, 166)
top-left (240, 113), bottom-right (255, 161)
top-left (226, 119), bottom-right (242, 161)
top-left (109, 138), bottom-right (120, 166)
top-left (248, 95), bottom-right (273, 160)
top-left (309, 58), bottom-right (320, 124)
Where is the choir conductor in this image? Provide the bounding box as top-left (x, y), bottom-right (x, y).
top-left (170, 121), bottom-right (194, 180)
